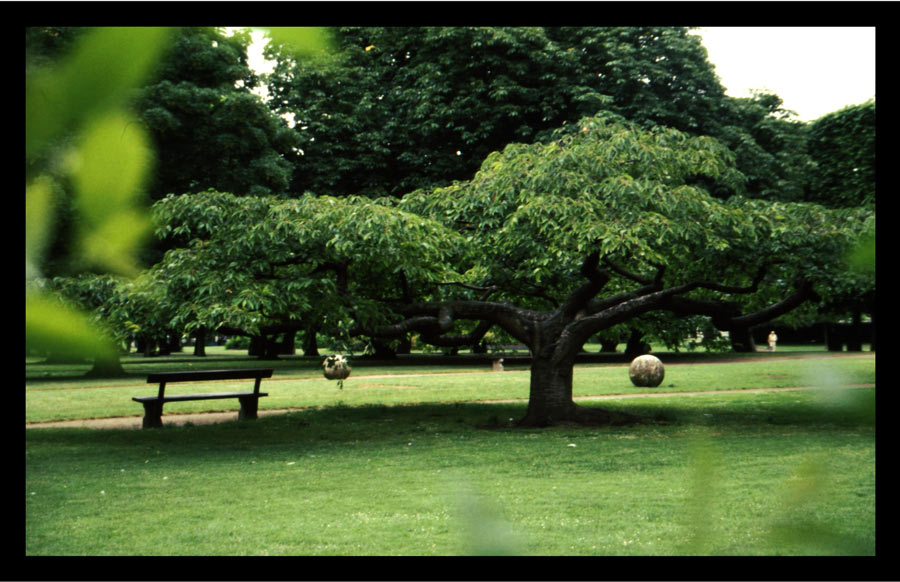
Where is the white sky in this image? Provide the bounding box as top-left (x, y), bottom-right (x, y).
top-left (242, 27), bottom-right (876, 123)
top-left (693, 27), bottom-right (875, 121)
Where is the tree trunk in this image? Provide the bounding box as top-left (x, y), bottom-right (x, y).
top-left (371, 339), bottom-right (398, 359)
top-left (846, 310), bottom-right (863, 352)
top-left (166, 333), bottom-right (183, 353)
top-left (280, 331), bottom-right (296, 355)
top-left (825, 323), bottom-right (844, 351)
top-left (260, 335), bottom-right (282, 360)
top-left (85, 352), bottom-right (127, 378)
top-left (302, 328), bottom-right (319, 357)
top-left (520, 356), bottom-right (579, 426)
top-left (624, 329), bottom-right (649, 358)
top-left (729, 327), bottom-right (756, 352)
top-left (249, 335), bottom-right (264, 357)
top-left (518, 354), bottom-right (640, 427)
top-left (193, 327), bottom-right (207, 357)
top-left (599, 339), bottom-right (619, 353)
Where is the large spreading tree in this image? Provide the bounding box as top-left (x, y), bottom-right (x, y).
top-left (148, 113), bottom-right (868, 426)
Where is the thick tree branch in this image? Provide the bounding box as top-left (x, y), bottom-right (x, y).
top-left (659, 276), bottom-right (819, 331)
top-left (584, 283), bottom-right (661, 317)
top-left (433, 281), bottom-right (500, 301)
top-left (556, 281), bottom-right (699, 360)
top-left (691, 265), bottom-right (768, 295)
top-left (601, 258), bottom-right (665, 286)
top-left (393, 300), bottom-right (540, 346)
top-left (584, 281), bottom-right (698, 329)
top-left (559, 251), bottom-right (611, 319)
top-left (555, 265), bottom-right (780, 361)
top-left (657, 295), bottom-right (741, 329)
top-left (420, 319), bottom-right (494, 348)
top-left (351, 305), bottom-right (455, 339)
top-left (731, 278), bottom-right (819, 328)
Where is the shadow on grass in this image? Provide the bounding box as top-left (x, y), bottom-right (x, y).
top-left (607, 387), bottom-right (875, 431)
top-left (27, 387), bottom-right (874, 451)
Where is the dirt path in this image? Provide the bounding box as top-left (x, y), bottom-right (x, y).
top-left (26, 382), bottom-right (874, 431)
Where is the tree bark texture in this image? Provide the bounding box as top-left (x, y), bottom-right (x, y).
top-left (521, 355), bottom-right (577, 426)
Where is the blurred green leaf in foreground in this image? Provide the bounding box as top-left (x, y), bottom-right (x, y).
top-left (25, 27), bottom-right (331, 362)
top-left (26, 27), bottom-right (172, 359)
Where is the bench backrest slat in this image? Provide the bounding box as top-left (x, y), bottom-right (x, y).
top-left (146, 369), bottom-right (274, 384)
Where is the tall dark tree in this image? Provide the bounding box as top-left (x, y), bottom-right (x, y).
top-left (25, 27), bottom-right (83, 71)
top-left (708, 92), bottom-right (811, 202)
top-left (266, 27), bottom-right (725, 198)
top-left (135, 27), bottom-right (300, 200)
top-left (804, 100), bottom-right (876, 208)
top-left (266, 26), bottom-right (809, 204)
top-left (803, 100), bottom-right (876, 350)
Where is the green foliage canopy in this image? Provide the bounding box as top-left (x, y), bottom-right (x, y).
top-left (135, 27), bottom-right (301, 200)
top-left (149, 190), bottom-right (465, 341)
top-left (120, 112), bottom-right (870, 421)
top-left (804, 100), bottom-right (876, 208)
top-left (148, 114), bottom-right (867, 353)
top-left (266, 26), bottom-right (813, 207)
top-left (267, 26), bottom-right (735, 199)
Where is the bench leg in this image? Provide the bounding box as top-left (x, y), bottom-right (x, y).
top-left (141, 400), bottom-right (164, 428)
top-left (238, 396), bottom-right (259, 420)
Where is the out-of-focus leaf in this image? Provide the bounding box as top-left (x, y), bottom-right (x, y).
top-left (67, 111), bottom-right (154, 275)
top-left (25, 177), bottom-right (55, 280)
top-left (78, 208), bottom-right (153, 276)
top-left (26, 27), bottom-right (172, 160)
top-left (263, 27), bottom-right (332, 55)
top-left (25, 292), bottom-right (118, 360)
top-left (848, 229), bottom-right (875, 272)
top-left (68, 111), bottom-right (152, 222)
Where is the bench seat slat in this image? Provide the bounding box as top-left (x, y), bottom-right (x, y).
top-left (133, 391), bottom-right (268, 403)
top-left (146, 368), bottom-right (273, 383)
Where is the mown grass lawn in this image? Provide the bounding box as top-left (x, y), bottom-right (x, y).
top-left (25, 351), bottom-right (875, 557)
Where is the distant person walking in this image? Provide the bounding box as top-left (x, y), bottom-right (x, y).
top-left (767, 331), bottom-right (778, 352)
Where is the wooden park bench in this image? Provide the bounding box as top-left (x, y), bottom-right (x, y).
top-left (133, 368), bottom-right (273, 428)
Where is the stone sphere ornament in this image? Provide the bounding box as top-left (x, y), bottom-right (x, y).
top-left (629, 355), bottom-right (665, 387)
